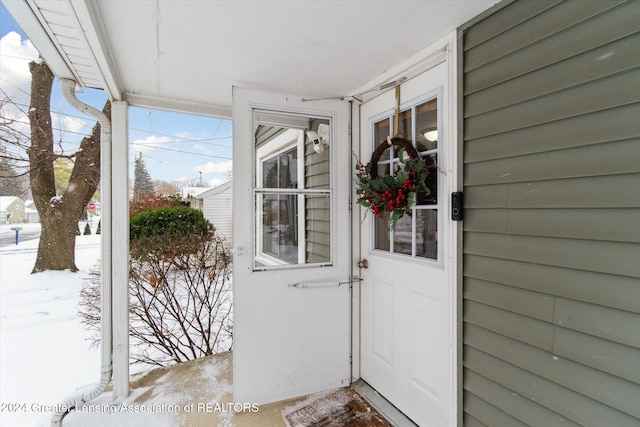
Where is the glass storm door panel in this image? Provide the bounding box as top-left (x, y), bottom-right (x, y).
top-left (233, 88), bottom-right (351, 405)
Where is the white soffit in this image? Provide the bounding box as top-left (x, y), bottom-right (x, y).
top-left (9, 0), bottom-right (498, 117)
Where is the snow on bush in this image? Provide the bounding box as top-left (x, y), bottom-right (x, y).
top-left (78, 207), bottom-right (232, 367)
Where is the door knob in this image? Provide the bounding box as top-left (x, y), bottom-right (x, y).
top-left (357, 259), bottom-right (369, 269)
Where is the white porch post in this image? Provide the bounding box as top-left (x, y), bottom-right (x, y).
top-left (111, 100), bottom-right (130, 398)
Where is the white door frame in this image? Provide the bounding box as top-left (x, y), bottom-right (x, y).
top-left (350, 30), bottom-right (460, 425)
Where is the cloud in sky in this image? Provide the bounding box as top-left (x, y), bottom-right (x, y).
top-left (0, 32), bottom-right (38, 102)
top-left (130, 135), bottom-right (172, 155)
top-left (1, 31), bottom-right (96, 149)
top-left (193, 143), bottom-right (214, 155)
top-left (194, 160), bottom-right (232, 176)
top-left (54, 113), bottom-right (88, 135)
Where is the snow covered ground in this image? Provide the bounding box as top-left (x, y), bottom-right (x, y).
top-left (0, 223), bottom-right (241, 427)
top-left (0, 223), bottom-right (102, 427)
top-left (0, 223), bottom-right (368, 427)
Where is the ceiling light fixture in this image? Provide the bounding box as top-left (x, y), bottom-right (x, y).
top-left (422, 128), bottom-right (438, 142)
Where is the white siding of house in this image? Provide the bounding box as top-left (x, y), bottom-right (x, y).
top-left (202, 182), bottom-right (233, 247)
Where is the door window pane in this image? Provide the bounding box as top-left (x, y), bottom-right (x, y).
top-left (304, 194), bottom-right (330, 264)
top-left (371, 96), bottom-right (439, 262)
top-left (375, 118), bottom-right (391, 161)
top-left (416, 209), bottom-right (437, 260)
top-left (416, 99), bottom-right (438, 152)
top-left (393, 214), bottom-right (412, 255)
top-left (417, 153), bottom-right (437, 206)
top-left (261, 193), bottom-right (298, 264)
top-left (374, 215), bottom-right (390, 251)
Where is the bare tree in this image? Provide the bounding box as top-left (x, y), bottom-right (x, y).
top-left (153, 179), bottom-right (179, 196)
top-left (79, 233), bottom-right (233, 366)
top-left (0, 156), bottom-right (29, 198)
top-left (0, 101), bottom-right (30, 198)
top-left (27, 61), bottom-right (109, 272)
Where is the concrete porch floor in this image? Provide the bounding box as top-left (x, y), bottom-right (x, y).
top-left (61, 351), bottom-right (348, 426)
top-left (128, 351), bottom-right (303, 426)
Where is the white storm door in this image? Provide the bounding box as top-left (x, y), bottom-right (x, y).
top-left (359, 60), bottom-right (455, 426)
top-left (233, 87), bottom-right (352, 405)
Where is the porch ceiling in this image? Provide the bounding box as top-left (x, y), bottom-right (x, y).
top-left (4, 0), bottom-right (498, 117)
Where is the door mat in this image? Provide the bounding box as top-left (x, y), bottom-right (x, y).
top-left (284, 388), bottom-right (392, 427)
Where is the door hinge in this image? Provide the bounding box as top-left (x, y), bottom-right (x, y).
top-left (451, 192), bottom-right (464, 221)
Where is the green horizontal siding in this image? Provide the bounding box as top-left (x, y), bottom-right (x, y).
top-left (465, 369), bottom-right (583, 427)
top-left (465, 208), bottom-right (640, 242)
top-left (305, 136), bottom-right (330, 263)
top-left (464, 391), bottom-right (528, 427)
top-left (465, 327), bottom-right (640, 423)
top-left (466, 139), bottom-right (640, 184)
top-left (463, 0), bottom-right (562, 51)
top-left (462, 1), bottom-right (640, 425)
top-left (465, 174), bottom-right (640, 209)
top-left (465, 104), bottom-right (640, 162)
top-left (465, 255), bottom-right (640, 314)
top-left (464, 278), bottom-right (554, 321)
top-left (464, 232), bottom-right (639, 277)
top-left (552, 298), bottom-right (640, 348)
top-left (465, 32), bottom-right (640, 117)
top-left (466, 68), bottom-right (640, 140)
top-left (465, 1), bottom-right (638, 92)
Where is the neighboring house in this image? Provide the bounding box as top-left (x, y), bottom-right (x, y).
top-left (180, 186), bottom-right (212, 211)
top-left (4, 1), bottom-right (638, 426)
top-left (24, 200), bottom-right (40, 223)
top-left (0, 196), bottom-right (26, 224)
top-left (200, 181), bottom-right (232, 247)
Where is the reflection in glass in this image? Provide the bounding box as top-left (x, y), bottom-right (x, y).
top-left (254, 111), bottom-right (331, 269)
top-left (304, 194), bottom-right (330, 264)
top-left (417, 154), bottom-right (437, 206)
top-left (261, 194), bottom-right (298, 263)
top-left (262, 147), bottom-right (297, 189)
top-left (375, 118), bottom-right (391, 161)
top-left (416, 209), bottom-right (437, 260)
top-left (393, 213), bottom-right (412, 255)
top-left (416, 99), bottom-right (438, 152)
top-left (374, 214), bottom-right (390, 251)
top-left (397, 109), bottom-right (412, 148)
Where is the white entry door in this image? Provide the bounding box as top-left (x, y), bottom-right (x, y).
top-left (359, 60), bottom-right (456, 426)
top-left (232, 88), bottom-right (352, 405)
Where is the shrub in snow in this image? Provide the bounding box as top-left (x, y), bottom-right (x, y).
top-left (78, 230), bottom-right (232, 367)
top-left (130, 206), bottom-right (213, 242)
top-left (83, 223), bottom-right (91, 235)
top-left (96, 220), bottom-right (101, 234)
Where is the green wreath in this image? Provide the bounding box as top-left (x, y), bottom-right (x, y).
top-left (355, 137), bottom-right (431, 230)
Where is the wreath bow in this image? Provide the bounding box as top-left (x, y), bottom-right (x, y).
top-left (356, 137), bottom-right (430, 230)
